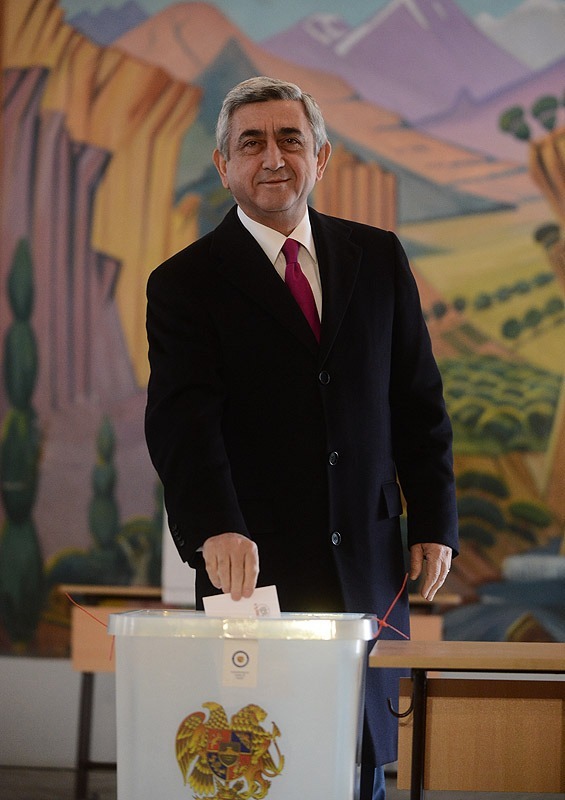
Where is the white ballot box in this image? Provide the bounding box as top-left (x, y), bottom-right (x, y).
top-left (108, 611), bottom-right (373, 800)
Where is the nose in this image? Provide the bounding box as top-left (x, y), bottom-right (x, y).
top-left (262, 140), bottom-right (284, 171)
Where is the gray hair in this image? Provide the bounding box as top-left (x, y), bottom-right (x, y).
top-left (215, 76), bottom-right (328, 158)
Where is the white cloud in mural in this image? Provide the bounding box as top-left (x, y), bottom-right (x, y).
top-left (476, 0), bottom-right (565, 68)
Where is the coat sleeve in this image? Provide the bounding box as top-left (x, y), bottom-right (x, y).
top-left (145, 262), bottom-right (249, 565)
top-left (388, 233), bottom-right (459, 555)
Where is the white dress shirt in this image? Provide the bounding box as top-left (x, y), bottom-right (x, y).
top-left (237, 207), bottom-right (322, 318)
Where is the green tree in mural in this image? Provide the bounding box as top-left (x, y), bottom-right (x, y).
top-left (531, 95), bottom-right (559, 132)
top-left (499, 106), bottom-right (531, 141)
top-left (85, 415), bottom-right (133, 583)
top-left (456, 470), bottom-right (542, 551)
top-left (87, 416), bottom-right (165, 584)
top-left (508, 501), bottom-right (553, 529)
top-left (501, 317), bottom-right (522, 341)
top-left (474, 292), bottom-right (492, 310)
top-left (48, 418), bottom-right (163, 587)
top-left (545, 296), bottom-right (564, 317)
top-left (0, 239), bottom-right (45, 646)
top-left (431, 300), bottom-right (448, 320)
top-left (442, 355), bottom-right (560, 454)
top-left (534, 223), bottom-right (561, 252)
top-left (457, 470), bottom-right (542, 552)
top-left (89, 416), bottom-right (119, 550)
top-left (501, 296), bottom-right (565, 343)
top-left (499, 94), bottom-right (562, 141)
top-left (81, 415), bottom-right (129, 583)
top-left (118, 481), bottom-right (163, 586)
top-left (47, 416), bottom-right (129, 586)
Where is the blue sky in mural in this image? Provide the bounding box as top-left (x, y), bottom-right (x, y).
top-left (60, 0), bottom-right (532, 39)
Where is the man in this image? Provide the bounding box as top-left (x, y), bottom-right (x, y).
top-left (145, 76), bottom-right (458, 800)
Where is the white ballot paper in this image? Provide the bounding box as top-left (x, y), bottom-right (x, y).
top-left (203, 584), bottom-right (281, 617)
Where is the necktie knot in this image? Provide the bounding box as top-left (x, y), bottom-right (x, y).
top-left (282, 237), bottom-right (300, 265)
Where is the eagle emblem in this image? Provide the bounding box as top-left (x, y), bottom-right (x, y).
top-left (175, 701), bottom-right (285, 799)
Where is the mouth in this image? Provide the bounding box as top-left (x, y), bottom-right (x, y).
top-left (260, 177), bottom-right (290, 185)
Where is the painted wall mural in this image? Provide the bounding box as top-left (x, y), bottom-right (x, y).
top-left (0, 0), bottom-right (564, 655)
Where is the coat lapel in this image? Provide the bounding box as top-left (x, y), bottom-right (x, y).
top-left (310, 209), bottom-right (362, 364)
top-left (210, 207), bottom-right (362, 360)
top-left (211, 207), bottom-right (319, 354)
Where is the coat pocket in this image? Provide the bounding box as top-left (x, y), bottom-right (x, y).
top-left (379, 480), bottom-right (403, 520)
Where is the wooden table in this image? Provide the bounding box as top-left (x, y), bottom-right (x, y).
top-left (370, 640), bottom-right (565, 800)
top-left (61, 583), bottom-right (162, 601)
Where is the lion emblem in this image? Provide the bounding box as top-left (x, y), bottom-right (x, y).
top-left (175, 701), bottom-right (284, 799)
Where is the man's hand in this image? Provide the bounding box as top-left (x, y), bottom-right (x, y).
top-left (409, 542), bottom-right (452, 602)
top-left (202, 532), bottom-right (259, 601)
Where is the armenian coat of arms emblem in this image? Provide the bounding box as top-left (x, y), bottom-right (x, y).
top-left (176, 702), bottom-right (284, 799)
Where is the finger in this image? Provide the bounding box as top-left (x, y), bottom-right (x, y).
top-left (241, 545), bottom-right (260, 599)
top-left (228, 555), bottom-right (246, 601)
top-left (216, 551), bottom-right (233, 596)
top-left (423, 575), bottom-right (442, 602)
top-left (420, 559), bottom-right (441, 601)
top-left (203, 548), bottom-right (222, 590)
top-left (422, 554), bottom-right (451, 602)
top-left (409, 545), bottom-right (424, 581)
top-left (231, 543), bottom-right (259, 601)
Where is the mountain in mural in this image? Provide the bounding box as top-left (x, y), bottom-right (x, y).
top-left (475, 0), bottom-right (565, 69)
top-left (115, 1), bottom-right (255, 82)
top-left (67, 0), bottom-right (147, 45)
top-left (115, 1), bottom-right (537, 221)
top-left (263, 0), bottom-right (532, 123)
top-left (421, 56), bottom-right (565, 162)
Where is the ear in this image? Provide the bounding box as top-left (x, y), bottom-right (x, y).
top-left (213, 149), bottom-right (229, 189)
top-left (315, 141), bottom-right (332, 181)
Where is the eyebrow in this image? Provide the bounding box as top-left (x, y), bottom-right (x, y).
top-left (237, 126), bottom-right (306, 142)
top-left (278, 127), bottom-right (305, 138)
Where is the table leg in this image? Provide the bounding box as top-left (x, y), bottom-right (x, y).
top-left (410, 668), bottom-right (428, 800)
top-left (75, 672), bottom-right (94, 800)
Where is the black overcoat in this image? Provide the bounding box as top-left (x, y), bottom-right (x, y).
top-left (145, 206), bottom-right (458, 765)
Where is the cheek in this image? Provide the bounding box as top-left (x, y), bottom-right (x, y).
top-left (226, 164), bottom-right (254, 192)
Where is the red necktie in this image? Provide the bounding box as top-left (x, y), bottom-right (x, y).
top-left (282, 238), bottom-right (321, 342)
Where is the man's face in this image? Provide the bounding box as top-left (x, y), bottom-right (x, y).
top-left (213, 99), bottom-right (331, 235)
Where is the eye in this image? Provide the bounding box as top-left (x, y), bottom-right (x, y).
top-left (241, 140), bottom-right (261, 153)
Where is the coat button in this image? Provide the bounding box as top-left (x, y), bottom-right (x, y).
top-left (331, 531), bottom-right (341, 546)
top-left (318, 371), bottom-right (331, 385)
top-left (328, 451), bottom-right (339, 466)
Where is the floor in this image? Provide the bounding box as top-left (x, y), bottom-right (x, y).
top-left (1, 767), bottom-right (563, 800)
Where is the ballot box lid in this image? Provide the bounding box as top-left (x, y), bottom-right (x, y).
top-left (108, 610), bottom-right (374, 640)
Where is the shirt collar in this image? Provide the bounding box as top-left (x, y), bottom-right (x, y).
top-left (237, 206), bottom-right (316, 265)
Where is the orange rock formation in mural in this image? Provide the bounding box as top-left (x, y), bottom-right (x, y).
top-left (2, 0), bottom-right (201, 387)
